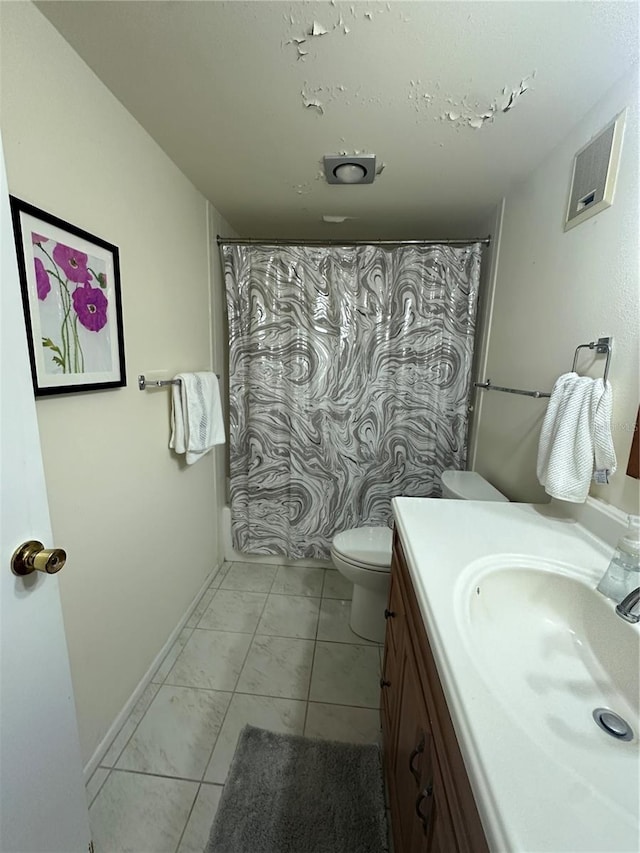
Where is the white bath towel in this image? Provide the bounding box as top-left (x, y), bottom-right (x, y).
top-left (536, 371), bottom-right (616, 503)
top-left (170, 372), bottom-right (225, 465)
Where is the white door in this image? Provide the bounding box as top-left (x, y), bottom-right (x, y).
top-left (0, 135), bottom-right (91, 852)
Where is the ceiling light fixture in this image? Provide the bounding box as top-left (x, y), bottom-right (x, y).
top-left (324, 154), bottom-right (376, 185)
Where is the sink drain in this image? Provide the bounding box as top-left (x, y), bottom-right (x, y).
top-left (593, 708), bottom-right (634, 741)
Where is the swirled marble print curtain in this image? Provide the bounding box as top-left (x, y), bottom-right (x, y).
top-left (223, 242), bottom-right (482, 560)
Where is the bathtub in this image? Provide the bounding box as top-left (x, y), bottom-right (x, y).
top-left (221, 505), bottom-right (330, 567)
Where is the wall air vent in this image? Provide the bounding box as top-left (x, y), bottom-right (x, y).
top-left (564, 110), bottom-right (626, 231)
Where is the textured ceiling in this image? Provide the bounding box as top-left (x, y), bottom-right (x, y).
top-left (37, 1), bottom-right (638, 239)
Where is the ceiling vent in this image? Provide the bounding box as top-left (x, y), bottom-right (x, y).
top-left (324, 155), bottom-right (376, 185)
top-left (565, 110), bottom-right (626, 231)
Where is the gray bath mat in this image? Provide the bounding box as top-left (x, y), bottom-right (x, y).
top-left (205, 724), bottom-right (388, 853)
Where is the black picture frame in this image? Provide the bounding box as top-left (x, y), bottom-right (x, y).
top-left (10, 196), bottom-right (126, 396)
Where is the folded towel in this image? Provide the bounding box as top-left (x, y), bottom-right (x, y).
top-left (170, 372), bottom-right (225, 464)
top-left (536, 371), bottom-right (616, 502)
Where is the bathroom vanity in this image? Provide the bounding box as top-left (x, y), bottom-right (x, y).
top-left (382, 497), bottom-right (639, 852)
top-left (381, 528), bottom-right (488, 852)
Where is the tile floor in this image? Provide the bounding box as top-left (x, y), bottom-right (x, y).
top-left (87, 561), bottom-right (385, 853)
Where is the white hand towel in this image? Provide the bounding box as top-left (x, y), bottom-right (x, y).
top-left (536, 372), bottom-right (616, 503)
top-left (169, 372), bottom-right (225, 465)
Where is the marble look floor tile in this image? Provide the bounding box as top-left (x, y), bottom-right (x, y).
top-left (116, 685), bottom-right (231, 780)
top-left (153, 627), bottom-right (195, 683)
top-left (317, 598), bottom-right (377, 645)
top-left (166, 629), bottom-right (252, 691)
top-left (204, 693), bottom-right (306, 784)
top-left (271, 565), bottom-right (325, 597)
top-left (177, 784), bottom-right (223, 853)
top-left (304, 702), bottom-right (382, 744)
top-left (102, 682), bottom-right (162, 766)
top-left (256, 594), bottom-right (320, 639)
top-left (90, 770), bottom-right (198, 853)
top-left (86, 767), bottom-right (109, 807)
top-left (219, 561), bottom-right (277, 593)
top-left (322, 569), bottom-right (353, 600)
top-left (186, 590), bottom-right (215, 629)
top-left (309, 642), bottom-right (380, 708)
top-left (236, 635), bottom-right (315, 699)
top-left (197, 589), bottom-right (267, 633)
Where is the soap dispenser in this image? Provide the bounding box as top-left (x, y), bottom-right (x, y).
top-left (596, 515), bottom-right (640, 603)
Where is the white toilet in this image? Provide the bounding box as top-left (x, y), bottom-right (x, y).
top-left (330, 470), bottom-right (508, 642)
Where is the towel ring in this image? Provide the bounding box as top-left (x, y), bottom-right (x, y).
top-left (571, 337), bottom-right (612, 384)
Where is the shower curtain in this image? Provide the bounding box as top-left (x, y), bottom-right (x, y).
top-left (223, 242), bottom-right (482, 560)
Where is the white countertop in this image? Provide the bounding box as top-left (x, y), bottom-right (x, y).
top-left (392, 497), bottom-right (640, 853)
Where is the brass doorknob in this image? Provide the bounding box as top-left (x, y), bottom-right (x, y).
top-left (11, 540), bottom-right (67, 576)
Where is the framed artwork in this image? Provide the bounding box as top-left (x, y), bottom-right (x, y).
top-left (10, 197), bottom-right (126, 396)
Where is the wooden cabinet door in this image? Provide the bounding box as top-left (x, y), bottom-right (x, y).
top-left (416, 750), bottom-right (457, 853)
top-left (393, 644), bottom-right (428, 851)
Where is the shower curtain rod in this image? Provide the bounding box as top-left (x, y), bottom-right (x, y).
top-left (217, 235), bottom-right (491, 247)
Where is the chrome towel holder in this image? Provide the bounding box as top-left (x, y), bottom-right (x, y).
top-left (138, 373), bottom-right (220, 390)
top-left (138, 374), bottom-right (179, 390)
top-left (474, 336), bottom-right (613, 399)
top-left (571, 336), bottom-right (613, 385)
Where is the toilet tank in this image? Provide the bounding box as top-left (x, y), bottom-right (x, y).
top-left (441, 470), bottom-right (508, 502)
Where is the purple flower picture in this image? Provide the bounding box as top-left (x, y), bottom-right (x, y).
top-left (11, 196), bottom-right (125, 394)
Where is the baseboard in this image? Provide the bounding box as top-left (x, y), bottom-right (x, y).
top-left (83, 562), bottom-right (223, 783)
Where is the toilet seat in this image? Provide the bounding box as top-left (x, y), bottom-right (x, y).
top-left (331, 526), bottom-right (392, 571)
top-left (330, 548), bottom-right (391, 574)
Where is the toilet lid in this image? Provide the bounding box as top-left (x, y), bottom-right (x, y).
top-left (332, 526), bottom-right (393, 568)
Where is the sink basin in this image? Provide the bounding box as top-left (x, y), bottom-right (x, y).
top-left (457, 557), bottom-right (639, 819)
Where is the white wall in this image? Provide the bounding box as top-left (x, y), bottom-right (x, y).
top-left (473, 68), bottom-right (639, 514)
top-left (467, 199), bottom-right (504, 470)
top-left (207, 204), bottom-right (237, 555)
top-left (0, 3), bottom-right (234, 764)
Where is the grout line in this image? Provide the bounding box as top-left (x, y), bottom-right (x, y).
top-left (105, 766), bottom-right (208, 785)
top-left (116, 684), bottom-right (376, 712)
top-left (303, 697), bottom-right (381, 712)
top-left (172, 781), bottom-right (201, 853)
top-left (302, 581), bottom-right (323, 734)
top-left (191, 622), bottom-right (376, 647)
top-left (195, 580), bottom-right (274, 784)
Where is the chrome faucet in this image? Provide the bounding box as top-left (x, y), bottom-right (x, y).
top-left (615, 587), bottom-right (640, 623)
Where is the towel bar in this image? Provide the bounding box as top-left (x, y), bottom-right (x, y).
top-left (138, 373), bottom-right (220, 390)
top-left (475, 335), bottom-right (613, 399)
top-left (473, 380), bottom-right (551, 398)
